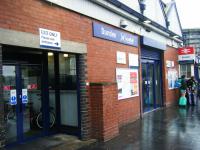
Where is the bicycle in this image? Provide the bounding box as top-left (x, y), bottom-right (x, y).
top-left (35, 107), bottom-right (56, 129)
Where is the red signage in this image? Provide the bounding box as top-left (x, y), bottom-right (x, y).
top-left (178, 47), bottom-right (195, 55)
top-left (3, 85), bottom-right (11, 91)
top-left (28, 84), bottom-right (38, 90)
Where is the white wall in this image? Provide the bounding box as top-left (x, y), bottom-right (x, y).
top-left (118, 0), bottom-right (141, 13)
top-left (167, 5), bottom-right (182, 36)
top-left (143, 0), bottom-right (166, 27)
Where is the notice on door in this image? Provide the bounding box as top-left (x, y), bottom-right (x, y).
top-left (22, 89), bottom-right (28, 104)
top-left (10, 90), bottom-right (17, 105)
top-left (116, 68), bottom-right (139, 100)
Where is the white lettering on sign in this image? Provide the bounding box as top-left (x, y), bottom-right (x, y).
top-left (101, 27), bottom-right (117, 38)
top-left (39, 28), bottom-right (61, 49)
top-left (121, 33), bottom-right (134, 44)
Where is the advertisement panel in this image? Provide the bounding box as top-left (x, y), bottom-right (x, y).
top-left (116, 68), bottom-right (139, 100)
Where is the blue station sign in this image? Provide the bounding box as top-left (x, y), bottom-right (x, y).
top-left (93, 22), bottom-right (138, 47)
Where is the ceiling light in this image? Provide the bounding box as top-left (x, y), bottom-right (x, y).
top-left (48, 52), bottom-right (53, 56)
top-left (63, 54), bottom-right (68, 57)
top-left (173, 35), bottom-right (179, 38)
top-left (143, 20), bottom-right (151, 24)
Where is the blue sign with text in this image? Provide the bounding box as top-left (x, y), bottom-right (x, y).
top-left (93, 22), bottom-right (138, 47)
top-left (10, 96), bottom-right (17, 105)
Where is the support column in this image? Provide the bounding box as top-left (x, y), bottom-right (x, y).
top-left (77, 54), bottom-right (90, 140)
top-left (0, 45), bottom-right (5, 148)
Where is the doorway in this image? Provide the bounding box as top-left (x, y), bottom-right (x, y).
top-left (3, 64), bottom-right (43, 144)
top-left (142, 60), bottom-right (162, 112)
top-left (2, 46), bottom-right (80, 145)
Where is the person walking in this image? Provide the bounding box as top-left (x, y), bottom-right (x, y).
top-left (187, 76), bottom-right (197, 106)
top-left (179, 75), bottom-right (187, 107)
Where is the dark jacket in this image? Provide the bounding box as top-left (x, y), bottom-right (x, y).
top-left (180, 78), bottom-right (187, 90)
top-left (187, 78), bottom-right (197, 92)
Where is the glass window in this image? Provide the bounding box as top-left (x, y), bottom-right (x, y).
top-left (180, 64), bottom-right (191, 78)
top-left (59, 54), bottom-right (77, 90)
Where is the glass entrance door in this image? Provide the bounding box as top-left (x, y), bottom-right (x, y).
top-left (142, 61), bottom-right (162, 112)
top-left (3, 64), bottom-right (43, 144)
top-left (142, 63), bottom-right (154, 112)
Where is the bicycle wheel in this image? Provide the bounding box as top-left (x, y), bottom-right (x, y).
top-left (36, 112), bottom-right (55, 128)
top-left (36, 112), bottom-right (43, 129)
top-left (49, 112), bottom-right (56, 128)
top-left (7, 110), bottom-right (16, 121)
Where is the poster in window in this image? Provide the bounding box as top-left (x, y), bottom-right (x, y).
top-left (168, 69), bottom-right (178, 89)
top-left (116, 68), bottom-right (139, 100)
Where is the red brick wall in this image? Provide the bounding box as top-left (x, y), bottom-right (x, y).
top-left (0, 0), bottom-right (141, 140)
top-left (163, 46), bottom-right (179, 106)
top-left (90, 83), bottom-right (119, 141)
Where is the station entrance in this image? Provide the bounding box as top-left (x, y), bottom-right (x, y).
top-left (2, 45), bottom-right (80, 144)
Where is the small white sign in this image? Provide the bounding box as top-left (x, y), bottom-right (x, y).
top-left (178, 54), bottom-right (195, 61)
top-left (39, 28), bottom-right (61, 49)
top-left (166, 60), bottom-right (174, 68)
top-left (117, 51), bottom-right (126, 64)
top-left (10, 90), bottom-right (17, 105)
top-left (129, 53), bottom-right (138, 67)
top-left (22, 89), bottom-right (28, 104)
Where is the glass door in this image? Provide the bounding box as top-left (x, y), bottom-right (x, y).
top-left (142, 63), bottom-right (155, 112)
top-left (3, 65), bottom-right (17, 144)
top-left (154, 61), bottom-right (162, 107)
top-left (21, 65), bottom-right (43, 139)
top-left (2, 64), bottom-right (43, 144)
top-left (142, 61), bottom-right (162, 112)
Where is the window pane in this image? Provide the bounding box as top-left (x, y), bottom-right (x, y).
top-left (59, 54), bottom-right (77, 90)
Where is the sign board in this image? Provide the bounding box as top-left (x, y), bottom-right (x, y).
top-left (93, 22), bottom-right (138, 47)
top-left (129, 53), bottom-right (138, 67)
top-left (39, 28), bottom-right (61, 49)
top-left (166, 60), bottom-right (174, 68)
top-left (178, 47), bottom-right (195, 61)
top-left (22, 89), bottom-right (28, 104)
top-left (10, 90), bottom-right (17, 105)
top-left (116, 68), bottom-right (139, 100)
top-left (117, 51), bottom-right (126, 64)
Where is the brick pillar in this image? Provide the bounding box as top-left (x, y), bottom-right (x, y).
top-left (77, 54), bottom-right (91, 140)
top-left (90, 82), bottom-right (119, 141)
top-left (0, 45), bottom-right (5, 148)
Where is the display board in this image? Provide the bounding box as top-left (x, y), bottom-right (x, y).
top-left (116, 68), bottom-right (139, 100)
top-left (168, 69), bottom-right (178, 89)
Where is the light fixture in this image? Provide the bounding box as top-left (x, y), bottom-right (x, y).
top-left (143, 20), bottom-right (151, 24)
top-left (48, 52), bottom-right (53, 56)
top-left (120, 19), bottom-right (128, 28)
top-left (63, 53), bottom-right (68, 57)
top-left (173, 35), bottom-right (179, 38)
